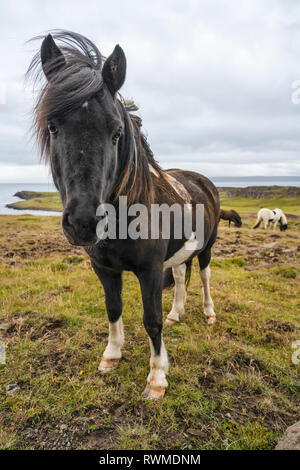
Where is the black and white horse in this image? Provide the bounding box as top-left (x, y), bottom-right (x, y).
top-left (252, 208), bottom-right (288, 231)
top-left (28, 31), bottom-right (220, 399)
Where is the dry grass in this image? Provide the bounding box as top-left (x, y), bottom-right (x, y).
top-left (0, 209), bottom-right (299, 450)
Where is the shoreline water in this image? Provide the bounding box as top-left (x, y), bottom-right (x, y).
top-left (0, 178), bottom-right (299, 216)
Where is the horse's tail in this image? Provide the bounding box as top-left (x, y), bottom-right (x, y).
top-left (163, 259), bottom-right (193, 289)
top-left (252, 215), bottom-right (262, 229)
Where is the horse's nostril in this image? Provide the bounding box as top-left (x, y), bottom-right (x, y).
top-left (63, 212), bottom-right (73, 229)
top-left (66, 214), bottom-right (72, 227)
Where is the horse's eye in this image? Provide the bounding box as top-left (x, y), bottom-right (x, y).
top-left (48, 124), bottom-right (58, 135)
top-left (112, 127), bottom-right (122, 145)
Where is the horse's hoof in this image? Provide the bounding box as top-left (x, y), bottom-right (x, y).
top-left (206, 316), bottom-right (216, 326)
top-left (98, 358), bottom-right (120, 373)
top-left (165, 317), bottom-right (178, 326)
top-left (143, 384), bottom-right (166, 400)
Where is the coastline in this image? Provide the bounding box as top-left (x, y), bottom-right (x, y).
top-left (4, 186), bottom-right (300, 216)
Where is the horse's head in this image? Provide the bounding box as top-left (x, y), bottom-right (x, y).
top-left (232, 210), bottom-right (242, 227)
top-left (36, 32), bottom-right (127, 246)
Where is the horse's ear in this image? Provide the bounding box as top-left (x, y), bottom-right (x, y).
top-left (102, 45), bottom-right (126, 96)
top-left (41, 34), bottom-right (66, 81)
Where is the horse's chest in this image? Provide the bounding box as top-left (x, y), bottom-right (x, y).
top-left (86, 241), bottom-right (145, 271)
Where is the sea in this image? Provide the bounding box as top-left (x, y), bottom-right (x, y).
top-left (0, 176), bottom-right (299, 216)
top-left (0, 183), bottom-right (61, 216)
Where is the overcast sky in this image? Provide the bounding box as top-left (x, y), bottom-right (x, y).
top-left (0, 0), bottom-right (299, 182)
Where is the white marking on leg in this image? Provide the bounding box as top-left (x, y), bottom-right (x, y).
top-left (82, 101), bottom-right (88, 109)
top-left (99, 317), bottom-right (124, 372)
top-left (103, 317), bottom-right (124, 359)
top-left (147, 338), bottom-right (169, 390)
top-left (166, 264), bottom-right (186, 325)
top-left (200, 265), bottom-right (216, 325)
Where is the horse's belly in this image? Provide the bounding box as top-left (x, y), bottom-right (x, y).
top-left (163, 233), bottom-right (198, 269)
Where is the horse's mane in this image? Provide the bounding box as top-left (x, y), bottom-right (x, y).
top-left (26, 30), bottom-right (168, 207)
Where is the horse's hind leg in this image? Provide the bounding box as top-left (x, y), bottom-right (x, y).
top-left (165, 264), bottom-right (186, 326)
top-left (92, 266), bottom-right (124, 373)
top-left (198, 250), bottom-right (216, 325)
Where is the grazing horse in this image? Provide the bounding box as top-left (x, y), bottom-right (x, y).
top-left (28, 31), bottom-right (220, 399)
top-left (252, 208), bottom-right (288, 231)
top-left (219, 209), bottom-right (242, 227)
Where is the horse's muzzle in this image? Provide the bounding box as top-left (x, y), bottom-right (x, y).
top-left (62, 209), bottom-right (99, 246)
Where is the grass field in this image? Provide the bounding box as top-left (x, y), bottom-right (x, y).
top-left (0, 198), bottom-right (299, 450)
top-left (7, 192), bottom-right (62, 212)
top-left (220, 194), bottom-right (300, 215)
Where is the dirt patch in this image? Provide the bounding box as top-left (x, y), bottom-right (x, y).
top-left (0, 228), bottom-right (83, 263)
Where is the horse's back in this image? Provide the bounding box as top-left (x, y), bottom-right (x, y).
top-left (165, 168), bottom-right (220, 246)
top-left (165, 168), bottom-right (219, 216)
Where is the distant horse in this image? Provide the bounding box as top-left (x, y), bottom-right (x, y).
top-left (252, 208), bottom-right (288, 230)
top-left (219, 209), bottom-right (242, 227)
top-left (27, 31), bottom-right (220, 399)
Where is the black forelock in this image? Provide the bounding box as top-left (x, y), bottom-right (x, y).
top-left (27, 30), bottom-right (105, 120)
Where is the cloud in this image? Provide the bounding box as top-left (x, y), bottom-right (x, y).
top-left (0, 0), bottom-right (299, 181)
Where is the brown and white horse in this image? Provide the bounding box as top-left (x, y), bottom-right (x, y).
top-left (28, 31), bottom-right (220, 399)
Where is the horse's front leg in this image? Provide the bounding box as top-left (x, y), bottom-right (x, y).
top-left (137, 267), bottom-right (168, 399)
top-left (93, 266), bottom-right (124, 373)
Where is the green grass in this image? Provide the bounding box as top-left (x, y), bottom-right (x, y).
top-left (0, 213), bottom-right (299, 450)
top-left (7, 193), bottom-right (62, 212)
top-left (220, 195), bottom-right (300, 215)
top-left (7, 187), bottom-right (300, 215)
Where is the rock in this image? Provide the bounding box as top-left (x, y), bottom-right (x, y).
top-left (263, 242), bottom-right (280, 250)
top-left (225, 413), bottom-right (232, 419)
top-left (6, 383), bottom-right (20, 396)
top-left (186, 428), bottom-right (205, 437)
top-left (24, 428), bottom-right (35, 438)
top-left (276, 421), bottom-right (300, 450)
top-left (282, 249), bottom-right (293, 256)
top-left (225, 372), bottom-right (237, 381)
top-left (247, 246), bottom-right (259, 252)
